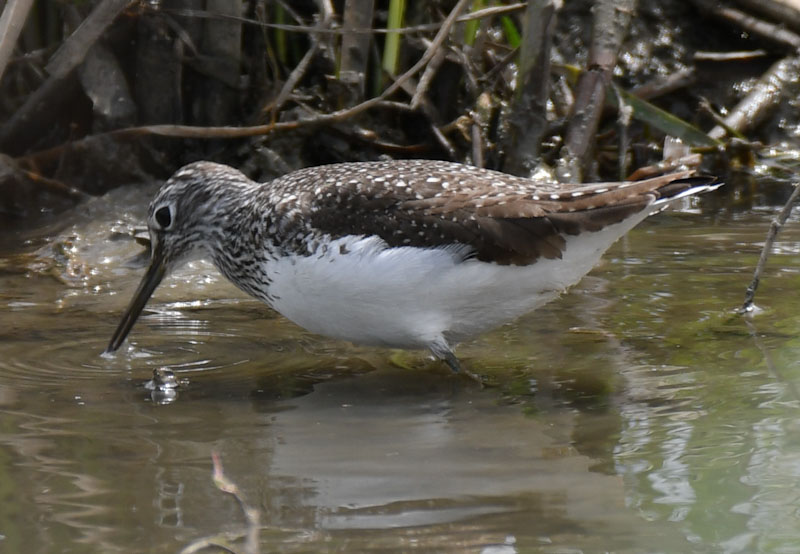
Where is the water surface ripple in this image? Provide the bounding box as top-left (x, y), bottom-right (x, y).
top-left (1, 186), bottom-right (800, 552)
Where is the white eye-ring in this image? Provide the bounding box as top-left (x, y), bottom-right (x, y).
top-left (153, 204), bottom-right (173, 230)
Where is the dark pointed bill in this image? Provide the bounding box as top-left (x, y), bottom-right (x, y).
top-left (105, 247), bottom-right (166, 353)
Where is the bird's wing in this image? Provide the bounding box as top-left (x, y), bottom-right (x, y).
top-left (266, 160), bottom-right (713, 265)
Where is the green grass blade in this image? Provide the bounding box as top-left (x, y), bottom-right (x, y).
top-left (382, 0), bottom-right (406, 76)
top-left (500, 15), bottom-right (520, 48)
top-left (609, 85), bottom-right (721, 148)
top-left (464, 0), bottom-right (486, 46)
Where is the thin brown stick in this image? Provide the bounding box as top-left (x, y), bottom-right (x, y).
top-left (430, 122), bottom-right (458, 159)
top-left (560, 0), bottom-right (634, 181)
top-left (19, 0), bottom-right (478, 160)
top-left (501, 0), bottom-right (557, 176)
top-left (46, 0), bottom-right (135, 77)
top-left (339, 0), bottom-right (376, 100)
top-left (694, 50), bottom-right (768, 62)
top-left (629, 67), bottom-right (695, 101)
top-left (0, 0), bottom-right (134, 152)
top-left (266, 12), bottom-right (334, 114)
top-left (163, 3), bottom-right (526, 35)
top-left (740, 182), bottom-right (800, 314)
top-left (688, 0), bottom-right (800, 50)
top-left (708, 56), bottom-right (800, 141)
top-left (315, 0), bottom-right (334, 21)
top-left (22, 169), bottom-right (87, 200)
top-left (410, 0), bottom-right (472, 109)
top-left (17, 96), bottom-right (421, 167)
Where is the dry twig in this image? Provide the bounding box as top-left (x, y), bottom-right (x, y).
top-left (410, 0), bottom-right (472, 109)
top-left (0, 0), bottom-right (134, 152)
top-left (0, 0), bottom-right (36, 82)
top-left (163, 3), bottom-right (525, 36)
top-left (559, 0), bottom-right (635, 181)
top-left (266, 12), bottom-right (334, 114)
top-left (17, 0), bottom-right (484, 164)
top-left (689, 0), bottom-right (800, 50)
top-left (708, 56), bottom-right (800, 141)
top-left (740, 182), bottom-right (800, 314)
top-left (502, 0), bottom-right (557, 176)
top-left (339, 0), bottom-right (376, 101)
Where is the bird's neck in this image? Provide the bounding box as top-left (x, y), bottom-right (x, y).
top-left (201, 187), bottom-right (284, 303)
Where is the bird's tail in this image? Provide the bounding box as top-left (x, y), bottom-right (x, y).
top-left (652, 175), bottom-right (723, 205)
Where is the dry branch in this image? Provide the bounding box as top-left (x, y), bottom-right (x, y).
top-left (198, 0), bottom-right (243, 126)
top-left (410, 0), bottom-right (472, 109)
top-left (629, 67), bottom-right (695, 101)
top-left (0, 0), bottom-right (134, 153)
top-left (734, 0), bottom-right (800, 35)
top-left (0, 0), bottom-right (36, 82)
top-left (16, 0), bottom-right (486, 165)
top-left (79, 43), bottom-right (137, 130)
top-left (163, 2), bottom-right (525, 36)
top-left (708, 55), bottom-right (800, 140)
top-left (559, 0), bottom-right (635, 182)
top-left (46, 0), bottom-right (135, 76)
top-left (689, 0), bottom-right (800, 50)
top-left (267, 13), bottom-right (334, 114)
top-left (339, 0), bottom-right (375, 101)
top-left (501, 0), bottom-right (557, 177)
top-left (740, 183), bottom-right (800, 314)
top-left (135, 8), bottom-right (182, 133)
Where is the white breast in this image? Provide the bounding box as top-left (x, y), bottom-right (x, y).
top-left (262, 206), bottom-right (652, 350)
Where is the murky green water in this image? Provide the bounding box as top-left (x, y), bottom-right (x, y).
top-left (1, 182), bottom-right (800, 553)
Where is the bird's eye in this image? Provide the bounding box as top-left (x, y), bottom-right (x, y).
top-left (154, 205), bottom-right (172, 229)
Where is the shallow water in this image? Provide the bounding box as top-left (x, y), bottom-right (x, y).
top-left (1, 183), bottom-right (800, 553)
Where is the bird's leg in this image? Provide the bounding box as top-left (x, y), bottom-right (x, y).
top-left (442, 349), bottom-right (463, 373)
top-left (429, 340), bottom-right (484, 386)
top-left (429, 338), bottom-right (461, 372)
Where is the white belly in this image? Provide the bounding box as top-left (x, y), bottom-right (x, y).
top-left (263, 209), bottom-right (650, 350)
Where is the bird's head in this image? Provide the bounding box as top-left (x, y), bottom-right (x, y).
top-left (105, 161), bottom-right (253, 353)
